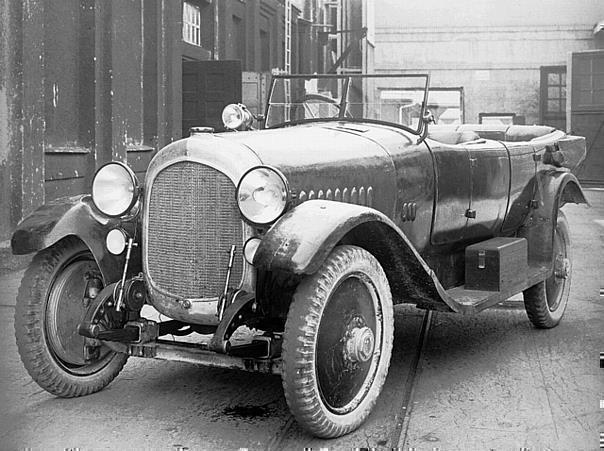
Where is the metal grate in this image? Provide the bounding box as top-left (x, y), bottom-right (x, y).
top-left (146, 161), bottom-right (244, 299)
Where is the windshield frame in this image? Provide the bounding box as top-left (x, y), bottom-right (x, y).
top-left (264, 73), bottom-right (430, 135)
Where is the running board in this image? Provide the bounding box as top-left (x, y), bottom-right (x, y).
top-left (128, 339), bottom-right (282, 375)
top-left (446, 265), bottom-right (550, 314)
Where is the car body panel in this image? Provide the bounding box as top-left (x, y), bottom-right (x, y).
top-left (426, 140), bottom-right (471, 245)
top-left (141, 133), bottom-right (261, 325)
top-left (221, 123), bottom-right (398, 217)
top-left (500, 141), bottom-right (537, 233)
top-left (11, 195), bottom-right (140, 283)
top-left (11, 70), bottom-right (590, 324)
top-left (522, 170), bottom-right (587, 267)
top-left (11, 122), bottom-right (589, 320)
top-left (465, 139), bottom-right (510, 239)
top-left (253, 199), bottom-right (455, 311)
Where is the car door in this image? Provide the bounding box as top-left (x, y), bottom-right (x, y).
top-left (465, 139), bottom-right (510, 239)
top-left (429, 141), bottom-right (472, 245)
top-left (500, 141), bottom-right (537, 233)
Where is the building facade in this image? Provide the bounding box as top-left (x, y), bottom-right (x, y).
top-left (374, 0), bottom-right (603, 183)
top-left (0, 0), bottom-right (372, 242)
top-left (374, 0), bottom-right (603, 126)
top-left (0, 0), bottom-right (185, 243)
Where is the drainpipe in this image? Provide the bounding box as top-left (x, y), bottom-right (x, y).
top-left (213, 0), bottom-right (219, 60)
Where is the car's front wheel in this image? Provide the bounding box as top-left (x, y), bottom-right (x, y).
top-left (14, 236), bottom-right (128, 397)
top-left (282, 245), bottom-right (394, 438)
top-left (523, 211), bottom-right (572, 328)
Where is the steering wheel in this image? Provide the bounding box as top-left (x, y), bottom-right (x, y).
top-left (290, 93), bottom-right (353, 121)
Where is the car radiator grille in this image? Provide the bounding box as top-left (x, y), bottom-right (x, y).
top-left (146, 161), bottom-right (244, 299)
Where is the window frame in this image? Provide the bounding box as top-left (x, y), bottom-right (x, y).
top-left (478, 112), bottom-right (517, 125)
top-left (183, 1), bottom-right (202, 47)
top-left (384, 87), bottom-right (464, 126)
top-left (540, 65), bottom-right (567, 129)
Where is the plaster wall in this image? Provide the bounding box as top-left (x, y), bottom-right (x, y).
top-left (374, 0), bottom-right (602, 123)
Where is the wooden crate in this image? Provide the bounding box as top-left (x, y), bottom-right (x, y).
top-left (465, 237), bottom-right (528, 292)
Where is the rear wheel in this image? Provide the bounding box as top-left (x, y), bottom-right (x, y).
top-left (523, 212), bottom-right (572, 328)
top-left (282, 245), bottom-right (394, 438)
top-left (14, 237), bottom-right (128, 397)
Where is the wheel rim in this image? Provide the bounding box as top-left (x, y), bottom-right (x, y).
top-left (315, 273), bottom-right (382, 414)
top-left (545, 221), bottom-right (570, 312)
top-left (45, 254), bottom-right (114, 375)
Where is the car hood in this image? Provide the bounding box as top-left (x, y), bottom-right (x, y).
top-left (149, 122), bottom-right (411, 216)
top-left (218, 122), bottom-right (406, 215)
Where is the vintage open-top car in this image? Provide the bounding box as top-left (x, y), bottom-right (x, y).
top-left (12, 73), bottom-right (588, 438)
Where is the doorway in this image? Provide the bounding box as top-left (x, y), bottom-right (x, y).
top-left (182, 60), bottom-right (242, 136)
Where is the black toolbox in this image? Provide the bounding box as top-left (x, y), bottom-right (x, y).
top-left (465, 237), bottom-right (528, 292)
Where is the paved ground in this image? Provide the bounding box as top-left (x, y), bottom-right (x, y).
top-left (0, 190), bottom-right (602, 450)
top-left (403, 191), bottom-right (604, 450)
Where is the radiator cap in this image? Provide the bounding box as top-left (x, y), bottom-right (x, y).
top-left (190, 126), bottom-right (214, 135)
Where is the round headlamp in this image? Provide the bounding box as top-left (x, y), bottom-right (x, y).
top-left (106, 228), bottom-right (127, 255)
top-left (92, 162), bottom-right (139, 217)
top-left (236, 166), bottom-right (288, 225)
top-left (222, 103), bottom-right (253, 131)
top-left (243, 237), bottom-right (262, 265)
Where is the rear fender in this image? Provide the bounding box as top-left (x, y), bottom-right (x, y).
top-left (254, 200), bottom-right (455, 311)
top-left (521, 171), bottom-right (588, 267)
top-left (10, 195), bottom-right (140, 283)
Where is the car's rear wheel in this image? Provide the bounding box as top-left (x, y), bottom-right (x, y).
top-left (14, 236), bottom-right (128, 397)
top-left (282, 245), bottom-right (394, 438)
top-left (523, 211), bottom-right (572, 328)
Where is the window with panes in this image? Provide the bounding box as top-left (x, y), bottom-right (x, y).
top-left (183, 2), bottom-right (201, 46)
top-left (540, 66), bottom-right (567, 130)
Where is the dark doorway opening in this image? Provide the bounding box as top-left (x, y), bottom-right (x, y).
top-left (182, 60), bottom-right (242, 136)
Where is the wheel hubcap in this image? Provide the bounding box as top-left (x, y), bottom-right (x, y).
top-left (345, 326), bottom-right (375, 363)
top-left (554, 255), bottom-right (570, 279)
top-left (46, 260), bottom-right (100, 365)
top-left (44, 253), bottom-right (117, 375)
top-left (545, 221), bottom-right (569, 312)
top-left (316, 274), bottom-right (381, 414)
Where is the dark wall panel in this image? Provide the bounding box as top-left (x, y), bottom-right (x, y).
top-left (127, 149), bottom-right (157, 180)
top-left (571, 50), bottom-right (604, 184)
top-left (44, 151), bottom-right (91, 201)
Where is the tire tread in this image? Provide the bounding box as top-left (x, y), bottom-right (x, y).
top-left (282, 245), bottom-right (393, 438)
top-left (523, 212), bottom-right (572, 329)
top-left (14, 237), bottom-right (127, 398)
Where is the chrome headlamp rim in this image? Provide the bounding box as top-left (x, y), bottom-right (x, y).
top-left (222, 103), bottom-right (253, 131)
top-left (91, 161), bottom-right (140, 218)
top-left (236, 165), bottom-right (290, 226)
top-left (106, 227), bottom-right (128, 255)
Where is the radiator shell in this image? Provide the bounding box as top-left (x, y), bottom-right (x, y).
top-left (145, 161), bottom-right (245, 300)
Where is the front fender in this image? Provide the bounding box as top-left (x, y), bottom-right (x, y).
top-left (254, 200), bottom-right (394, 274)
top-left (254, 200), bottom-right (459, 312)
top-left (11, 195), bottom-right (140, 283)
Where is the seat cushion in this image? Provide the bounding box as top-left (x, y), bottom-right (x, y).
top-left (427, 129), bottom-right (480, 145)
top-left (457, 124), bottom-right (508, 141)
top-left (504, 125), bottom-right (555, 142)
top-left (428, 124), bottom-right (559, 144)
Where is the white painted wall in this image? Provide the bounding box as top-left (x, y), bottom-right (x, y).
top-left (374, 0), bottom-right (603, 124)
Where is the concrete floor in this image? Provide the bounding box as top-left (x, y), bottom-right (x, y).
top-left (0, 191), bottom-right (602, 450)
top-left (404, 191), bottom-right (604, 450)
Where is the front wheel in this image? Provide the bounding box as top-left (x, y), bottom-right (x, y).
top-left (282, 245), bottom-right (394, 438)
top-left (14, 237), bottom-right (128, 397)
top-left (523, 211), bottom-right (572, 328)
